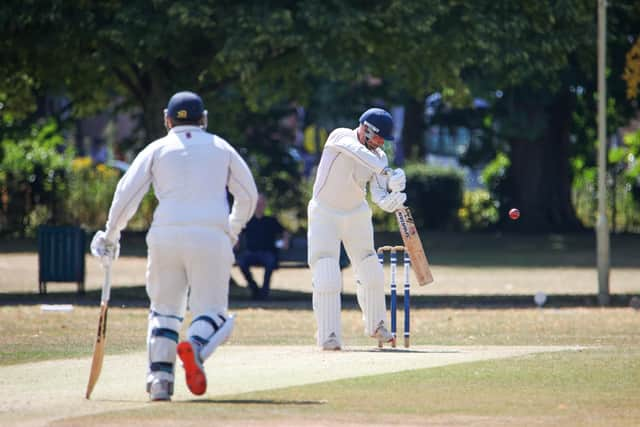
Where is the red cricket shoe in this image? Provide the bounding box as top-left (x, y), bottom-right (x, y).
top-left (177, 341), bottom-right (207, 395)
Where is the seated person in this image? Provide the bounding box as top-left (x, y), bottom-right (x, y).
top-left (237, 194), bottom-right (290, 300)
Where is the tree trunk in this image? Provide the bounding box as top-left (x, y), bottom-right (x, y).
top-left (401, 97), bottom-right (425, 161)
top-left (121, 70), bottom-right (171, 148)
top-left (140, 86), bottom-right (169, 144)
top-left (505, 89), bottom-right (583, 232)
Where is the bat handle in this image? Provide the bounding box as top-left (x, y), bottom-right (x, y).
top-left (101, 260), bottom-right (112, 303)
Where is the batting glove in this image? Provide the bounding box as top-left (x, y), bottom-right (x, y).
top-left (90, 230), bottom-right (120, 266)
top-left (387, 168), bottom-right (406, 192)
top-left (378, 192), bottom-right (407, 213)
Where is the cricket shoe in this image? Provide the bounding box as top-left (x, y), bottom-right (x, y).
top-left (148, 379), bottom-right (173, 401)
top-left (177, 341), bottom-right (207, 395)
top-left (372, 321), bottom-right (395, 346)
top-left (322, 332), bottom-right (341, 351)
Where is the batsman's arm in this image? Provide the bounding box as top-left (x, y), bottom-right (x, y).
top-left (104, 145), bottom-right (154, 243)
top-left (369, 171), bottom-right (393, 206)
top-left (328, 130), bottom-right (387, 173)
top-left (226, 141), bottom-right (258, 239)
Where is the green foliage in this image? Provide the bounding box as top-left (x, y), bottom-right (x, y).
top-left (458, 189), bottom-right (499, 231)
top-left (65, 157), bottom-right (158, 232)
top-left (572, 136), bottom-right (640, 233)
top-left (64, 158), bottom-right (119, 230)
top-left (571, 158), bottom-right (597, 228)
top-left (481, 152), bottom-right (510, 206)
top-left (0, 121), bottom-right (73, 235)
top-left (403, 163), bottom-right (464, 230)
top-left (128, 190), bottom-right (158, 231)
top-left (2, 0), bottom-right (639, 234)
top-left (620, 129), bottom-right (640, 181)
top-left (240, 108), bottom-right (306, 232)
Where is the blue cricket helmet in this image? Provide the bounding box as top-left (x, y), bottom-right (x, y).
top-left (359, 108), bottom-right (394, 141)
top-left (166, 91), bottom-right (205, 122)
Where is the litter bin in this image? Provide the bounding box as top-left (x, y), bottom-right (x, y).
top-left (37, 225), bottom-right (86, 294)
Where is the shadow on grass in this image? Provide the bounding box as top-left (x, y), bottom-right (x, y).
top-left (1, 284), bottom-right (637, 309)
top-left (4, 232), bottom-right (640, 267)
top-left (188, 398), bottom-right (327, 405)
top-left (376, 231), bottom-right (640, 268)
top-left (345, 348), bottom-right (461, 354)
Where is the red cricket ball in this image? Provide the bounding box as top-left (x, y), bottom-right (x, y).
top-left (509, 208), bottom-right (520, 220)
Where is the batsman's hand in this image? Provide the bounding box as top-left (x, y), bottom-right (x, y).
top-left (387, 168), bottom-right (406, 192)
top-left (378, 192), bottom-right (407, 213)
top-left (90, 230), bottom-right (120, 267)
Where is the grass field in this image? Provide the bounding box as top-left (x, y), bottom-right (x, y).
top-left (1, 232), bottom-right (639, 426)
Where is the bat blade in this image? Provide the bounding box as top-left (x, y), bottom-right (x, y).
top-left (85, 301), bottom-right (108, 399)
top-left (395, 206), bottom-right (434, 286)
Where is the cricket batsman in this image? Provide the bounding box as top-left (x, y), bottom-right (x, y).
top-left (308, 107), bottom-right (407, 350)
top-left (90, 91), bottom-right (258, 400)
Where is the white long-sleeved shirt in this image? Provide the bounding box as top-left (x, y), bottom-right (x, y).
top-left (105, 126), bottom-right (257, 242)
top-left (312, 128), bottom-right (390, 212)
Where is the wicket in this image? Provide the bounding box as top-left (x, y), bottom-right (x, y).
top-left (377, 245), bottom-right (411, 348)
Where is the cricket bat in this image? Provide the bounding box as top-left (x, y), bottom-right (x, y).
top-left (394, 206), bottom-right (434, 286)
top-left (85, 260), bottom-right (112, 399)
top-left (381, 167), bottom-right (434, 286)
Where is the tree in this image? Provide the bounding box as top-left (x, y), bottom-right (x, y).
top-left (459, 1), bottom-right (640, 231)
top-left (3, 0), bottom-right (639, 234)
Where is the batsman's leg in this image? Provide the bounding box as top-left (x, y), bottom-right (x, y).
top-left (145, 229), bottom-right (189, 401)
top-left (178, 312), bottom-right (234, 396)
top-left (342, 208), bottom-right (392, 346)
top-left (179, 227), bottom-right (235, 396)
top-left (307, 200), bottom-right (343, 350)
top-left (353, 254), bottom-right (393, 344)
top-left (311, 257), bottom-right (343, 350)
top-left (146, 309), bottom-right (183, 401)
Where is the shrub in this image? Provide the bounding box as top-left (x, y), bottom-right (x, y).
top-left (399, 163), bottom-right (464, 230)
top-left (66, 157), bottom-right (157, 231)
top-left (458, 189), bottom-right (499, 231)
top-left (481, 152), bottom-right (510, 205)
top-left (65, 157), bottom-right (120, 230)
top-left (0, 121), bottom-right (74, 236)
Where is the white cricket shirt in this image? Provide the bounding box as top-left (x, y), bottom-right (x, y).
top-left (312, 128), bottom-right (390, 212)
top-left (104, 126), bottom-right (257, 242)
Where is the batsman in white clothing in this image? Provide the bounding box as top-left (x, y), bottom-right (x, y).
top-left (308, 107), bottom-right (407, 350)
top-left (90, 91), bottom-right (258, 401)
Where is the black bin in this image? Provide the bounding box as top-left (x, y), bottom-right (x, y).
top-left (37, 225), bottom-right (86, 294)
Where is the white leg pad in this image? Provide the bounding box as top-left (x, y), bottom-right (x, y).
top-left (312, 258), bottom-right (342, 347)
top-left (147, 310), bottom-right (183, 383)
top-left (188, 312), bottom-right (235, 362)
top-left (355, 254), bottom-right (387, 336)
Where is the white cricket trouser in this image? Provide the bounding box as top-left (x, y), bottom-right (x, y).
top-left (308, 199), bottom-right (387, 343)
top-left (146, 225), bottom-right (234, 316)
top-left (144, 225), bottom-right (234, 384)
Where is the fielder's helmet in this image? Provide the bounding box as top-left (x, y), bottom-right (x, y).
top-left (166, 91), bottom-right (205, 122)
top-left (359, 108), bottom-right (394, 141)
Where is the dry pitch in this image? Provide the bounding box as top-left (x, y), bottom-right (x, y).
top-left (0, 343), bottom-right (582, 426)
